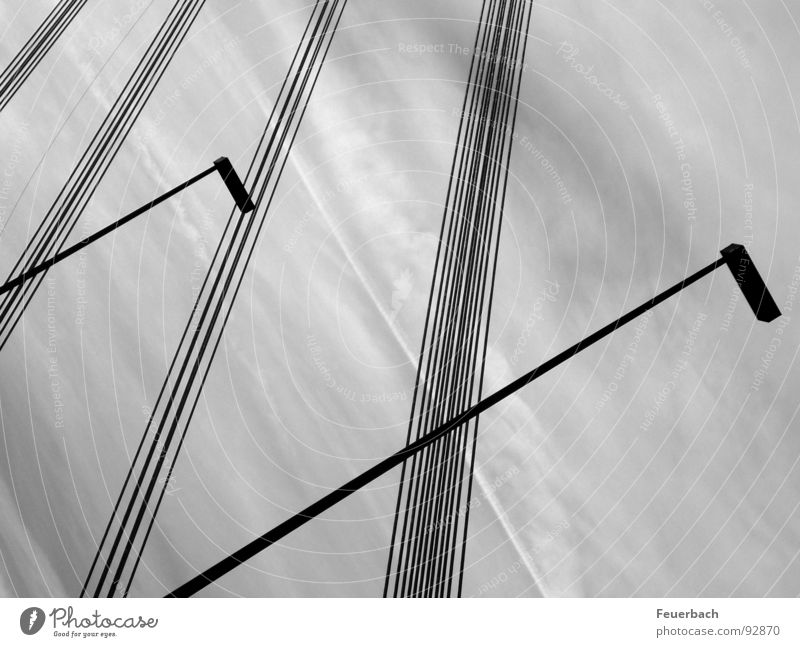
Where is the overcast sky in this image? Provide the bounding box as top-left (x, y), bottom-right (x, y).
top-left (0, 0), bottom-right (798, 597)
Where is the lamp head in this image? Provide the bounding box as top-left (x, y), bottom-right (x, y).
top-left (213, 157), bottom-right (255, 213)
top-left (720, 244), bottom-right (781, 322)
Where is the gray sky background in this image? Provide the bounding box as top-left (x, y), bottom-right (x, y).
top-left (0, 0), bottom-right (798, 597)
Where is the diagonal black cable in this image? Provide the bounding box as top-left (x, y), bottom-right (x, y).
top-left (408, 2), bottom-right (514, 593)
top-left (426, 0), bottom-right (528, 596)
top-left (394, 0), bottom-right (525, 596)
top-left (80, 0), bottom-right (325, 594)
top-left (168, 255), bottom-right (730, 597)
top-left (87, 2), bottom-right (335, 597)
top-left (438, 0), bottom-right (531, 597)
top-left (116, 0), bottom-right (346, 598)
top-left (81, 0), bottom-right (350, 598)
top-left (430, 0), bottom-right (523, 595)
top-left (111, 1), bottom-right (346, 599)
top-left (390, 0), bottom-right (501, 596)
top-left (119, 3), bottom-right (344, 596)
top-left (1, 0), bottom-right (193, 288)
top-left (0, 166), bottom-right (220, 296)
top-left (0, 0), bottom-right (205, 352)
top-left (0, 0), bottom-right (195, 341)
top-left (456, 1), bottom-right (534, 597)
top-left (424, 0), bottom-right (525, 595)
top-left (0, 0), bottom-right (89, 111)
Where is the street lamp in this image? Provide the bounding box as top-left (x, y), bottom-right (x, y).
top-left (164, 243), bottom-right (781, 597)
top-left (0, 156), bottom-right (254, 297)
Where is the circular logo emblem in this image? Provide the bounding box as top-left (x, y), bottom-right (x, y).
top-left (20, 607), bottom-right (45, 635)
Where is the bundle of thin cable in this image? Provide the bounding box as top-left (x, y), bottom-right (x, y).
top-left (384, 0), bottom-right (533, 598)
top-left (0, 0), bottom-right (89, 111)
top-left (81, 0), bottom-right (349, 599)
top-left (0, 0), bottom-right (206, 353)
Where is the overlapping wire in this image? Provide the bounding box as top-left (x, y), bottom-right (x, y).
top-left (384, 0), bottom-right (532, 597)
top-left (0, 0), bottom-right (89, 111)
top-left (81, 0), bottom-right (349, 598)
top-left (0, 0), bottom-right (205, 353)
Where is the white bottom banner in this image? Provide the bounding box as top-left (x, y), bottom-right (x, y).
top-left (0, 598), bottom-right (796, 646)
